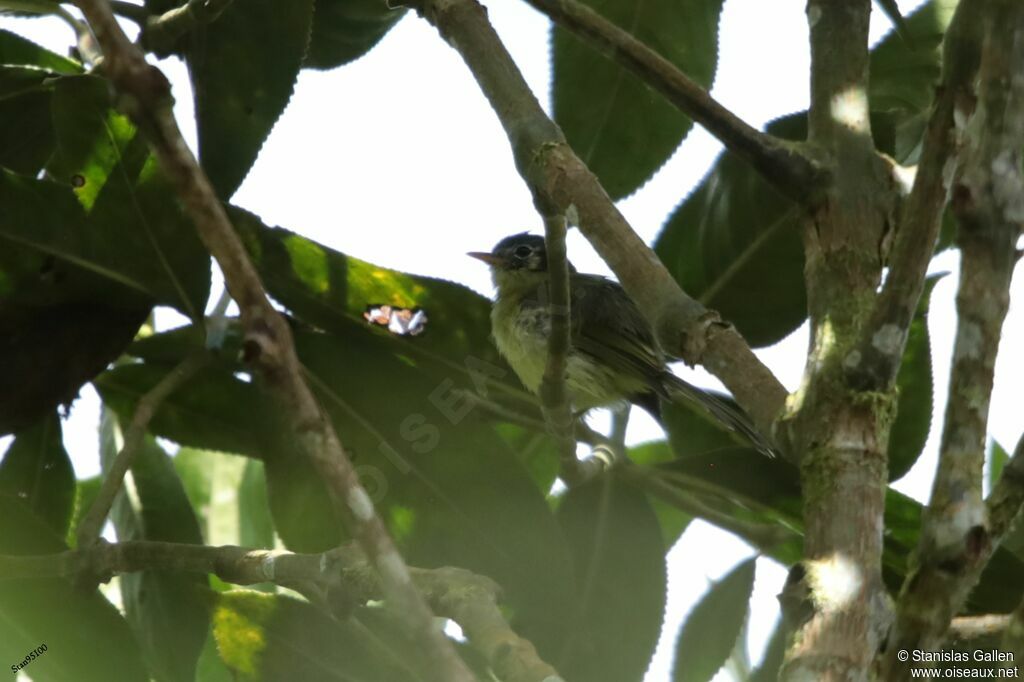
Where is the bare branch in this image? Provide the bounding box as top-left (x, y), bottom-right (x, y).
top-left (846, 3), bottom-right (984, 393)
top-left (884, 2), bottom-right (1024, 674)
top-left (406, 0), bottom-right (788, 448)
top-left (75, 351), bottom-right (209, 548)
top-left (70, 2), bottom-right (473, 680)
top-left (0, 541), bottom-right (564, 682)
top-left (520, 0), bottom-right (824, 203)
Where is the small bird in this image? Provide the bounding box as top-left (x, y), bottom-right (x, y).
top-left (469, 232), bottom-right (774, 455)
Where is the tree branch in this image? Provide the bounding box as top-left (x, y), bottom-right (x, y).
top-left (520, 0), bottom-right (825, 203)
top-left (406, 0), bottom-right (788, 450)
top-left (138, 0), bottom-right (235, 56)
top-left (806, 0), bottom-right (873, 148)
top-left (780, 3), bottom-right (896, 679)
top-left (0, 541), bottom-right (564, 682)
top-left (845, 2), bottom-right (984, 393)
top-left (538, 213), bottom-right (606, 484)
top-left (71, 3), bottom-right (473, 680)
top-left (75, 351), bottom-right (209, 548)
top-left (883, 2), bottom-right (1024, 675)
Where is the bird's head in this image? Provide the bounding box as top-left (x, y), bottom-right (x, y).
top-left (469, 233), bottom-right (563, 292)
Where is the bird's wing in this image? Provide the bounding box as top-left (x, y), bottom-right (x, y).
top-left (568, 274), bottom-right (664, 389)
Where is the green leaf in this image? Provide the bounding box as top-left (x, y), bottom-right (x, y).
top-left (238, 459), bottom-right (274, 549)
top-left (654, 2), bottom-right (960, 347)
top-left (67, 474), bottom-right (102, 547)
top-left (194, 626), bottom-right (234, 682)
top-left (212, 591), bottom-right (426, 681)
top-left (95, 361), bottom-right (276, 457)
top-left (0, 28), bottom-right (81, 73)
top-left (888, 273), bottom-right (942, 480)
top-left (654, 113), bottom-right (807, 347)
top-left (47, 75), bottom-right (137, 210)
top-left (0, 65), bottom-right (55, 174)
top-left (100, 409), bottom-right (210, 682)
top-left (303, 0), bottom-right (406, 70)
top-left (232, 207), bottom-right (514, 381)
top-left (0, 296), bottom-right (149, 435)
top-left (0, 168), bottom-right (146, 303)
top-left (552, 473), bottom-right (666, 682)
top-left (289, 328), bottom-right (578, 642)
top-left (870, 0), bottom-right (960, 164)
top-left (552, 0), bottom-right (724, 199)
top-left (870, 1), bottom-right (958, 122)
top-left (0, 411), bottom-right (74, 536)
top-left (988, 439), bottom-right (1009, 493)
top-left (0, 80), bottom-right (210, 318)
top-left (629, 440), bottom-right (691, 546)
top-left (749, 617), bottom-right (786, 682)
top-left (99, 322), bottom-right (577, 647)
top-left (0, 495), bottom-right (149, 682)
top-left (186, 0), bottom-right (315, 197)
top-left (46, 76), bottom-right (211, 317)
top-left (672, 557), bottom-right (755, 682)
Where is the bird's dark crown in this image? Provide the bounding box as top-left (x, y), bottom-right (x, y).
top-left (490, 232), bottom-right (548, 272)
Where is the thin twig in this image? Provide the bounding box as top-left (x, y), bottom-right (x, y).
top-left (76, 351), bottom-right (209, 548)
top-left (0, 541), bottom-right (564, 682)
top-left (620, 464), bottom-right (793, 552)
top-left (409, 0), bottom-right (788, 445)
top-left (539, 213), bottom-right (593, 485)
top-left (884, 2), bottom-right (1024, 675)
top-left (521, 0), bottom-right (824, 203)
top-left (70, 3), bottom-right (473, 680)
top-left (453, 388), bottom-right (608, 448)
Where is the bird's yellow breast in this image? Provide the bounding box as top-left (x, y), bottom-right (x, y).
top-left (491, 294), bottom-right (549, 395)
top-left (491, 288), bottom-right (638, 411)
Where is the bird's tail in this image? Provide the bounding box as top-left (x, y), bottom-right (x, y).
top-left (657, 372), bottom-right (777, 457)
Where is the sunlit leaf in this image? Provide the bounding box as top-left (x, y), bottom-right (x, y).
top-left (0, 495), bottom-right (149, 682)
top-left (212, 591), bottom-right (427, 681)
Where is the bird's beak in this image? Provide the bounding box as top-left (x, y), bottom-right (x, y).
top-left (467, 251), bottom-right (505, 266)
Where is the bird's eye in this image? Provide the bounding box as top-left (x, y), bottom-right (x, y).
top-left (513, 245), bottom-right (533, 258)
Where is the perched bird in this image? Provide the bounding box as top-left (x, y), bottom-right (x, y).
top-left (469, 232), bottom-right (774, 455)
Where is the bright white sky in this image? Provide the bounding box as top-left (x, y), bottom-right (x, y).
top-left (5, 0), bottom-right (1024, 680)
